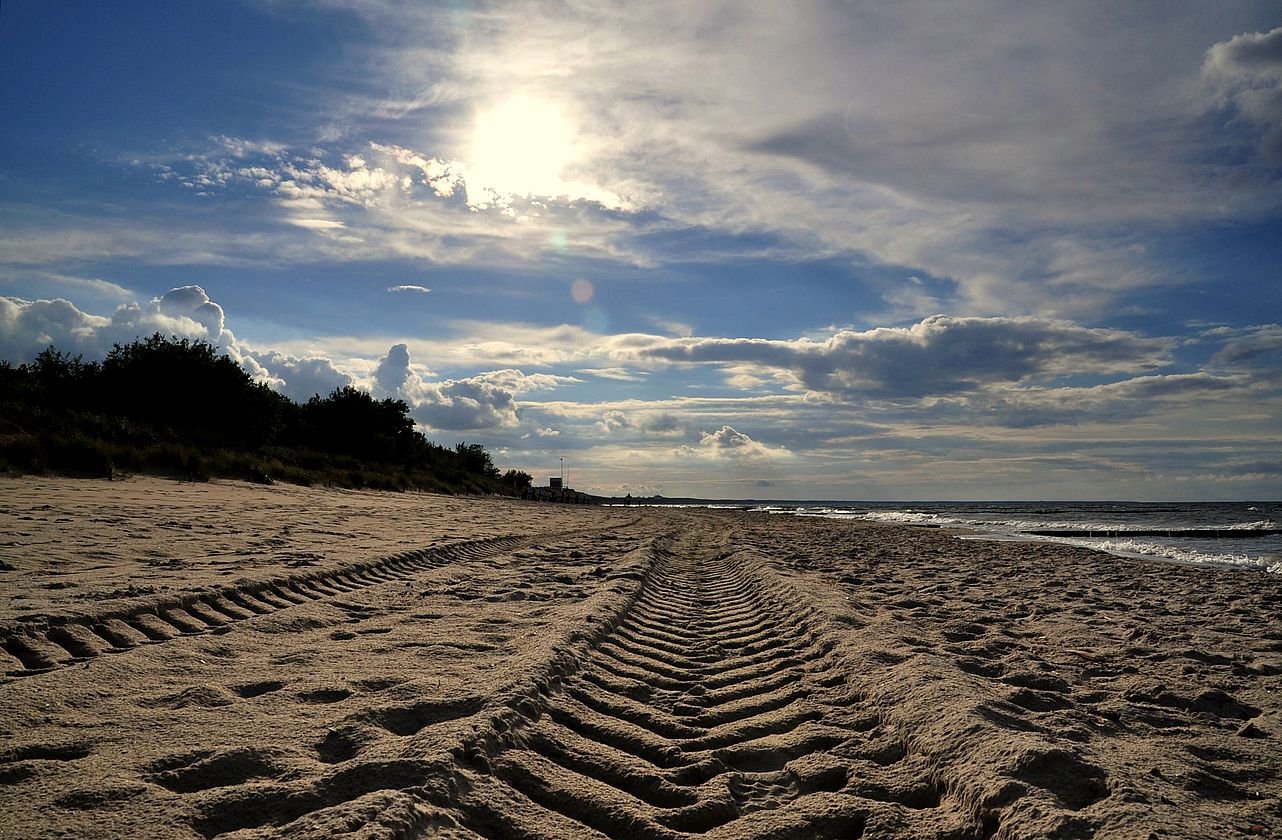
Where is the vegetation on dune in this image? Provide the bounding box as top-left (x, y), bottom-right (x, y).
top-left (0, 334), bottom-right (533, 495)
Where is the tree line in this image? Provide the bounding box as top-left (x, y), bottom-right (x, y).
top-left (0, 334), bottom-right (533, 494)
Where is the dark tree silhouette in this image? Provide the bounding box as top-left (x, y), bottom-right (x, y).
top-left (0, 334), bottom-right (528, 495)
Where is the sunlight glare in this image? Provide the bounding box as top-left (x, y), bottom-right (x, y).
top-left (468, 96), bottom-right (576, 201)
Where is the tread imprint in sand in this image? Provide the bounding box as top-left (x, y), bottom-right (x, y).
top-left (445, 531), bottom-right (947, 840)
top-left (0, 527), bottom-right (613, 679)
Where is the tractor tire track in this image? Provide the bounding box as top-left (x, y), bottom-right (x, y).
top-left (447, 527), bottom-right (890, 840)
top-left (0, 524), bottom-right (626, 680)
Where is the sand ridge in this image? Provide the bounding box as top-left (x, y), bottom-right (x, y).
top-left (1, 478), bottom-right (1279, 838)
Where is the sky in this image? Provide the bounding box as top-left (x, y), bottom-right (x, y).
top-left (1, 1), bottom-right (1280, 500)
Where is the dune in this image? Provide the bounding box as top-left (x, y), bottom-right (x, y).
top-left (1, 476), bottom-right (1278, 838)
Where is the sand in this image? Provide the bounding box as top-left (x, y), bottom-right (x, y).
top-left (1, 477), bottom-right (1278, 839)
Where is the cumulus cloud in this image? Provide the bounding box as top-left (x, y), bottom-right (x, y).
top-left (0, 287), bottom-right (356, 401)
top-left (154, 284), bottom-right (226, 337)
top-left (247, 350), bottom-right (354, 402)
top-left (387, 284), bottom-right (431, 293)
top-left (678, 426), bottom-right (790, 460)
top-left (597, 409), bottom-right (631, 432)
top-left (0, 285), bottom-right (252, 367)
top-left (410, 368), bottom-right (579, 431)
top-left (472, 368), bottom-right (581, 394)
top-left (1205, 27), bottom-right (1282, 160)
top-left (413, 375), bottom-right (522, 430)
top-left (0, 297), bottom-right (108, 362)
top-left (372, 343), bottom-right (413, 399)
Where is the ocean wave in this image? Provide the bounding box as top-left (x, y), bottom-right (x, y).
top-left (807, 507), bottom-right (1281, 573)
top-left (1041, 536), bottom-right (1282, 574)
top-left (845, 510), bottom-right (1276, 533)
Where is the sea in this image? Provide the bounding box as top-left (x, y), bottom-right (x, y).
top-left (656, 501), bottom-right (1282, 574)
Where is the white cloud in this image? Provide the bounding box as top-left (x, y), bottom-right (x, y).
top-left (361, 341), bottom-right (581, 431)
top-left (387, 284), bottom-right (431, 293)
top-left (329, 1), bottom-right (1276, 315)
top-left (471, 315), bottom-right (1172, 399)
top-left (413, 375), bottom-right (522, 430)
top-left (6, 272), bottom-right (135, 300)
top-left (1204, 26), bottom-right (1282, 160)
top-left (0, 287), bottom-right (343, 399)
top-left (372, 342), bottom-right (413, 399)
top-left (247, 349), bottom-right (354, 402)
top-left (1209, 324), bottom-right (1282, 373)
top-left (580, 366), bottom-right (646, 381)
top-left (596, 409), bottom-right (631, 432)
top-left (471, 368), bottom-right (581, 394)
top-left (677, 425), bottom-right (790, 461)
top-left (0, 296), bottom-right (109, 361)
top-left (287, 218), bottom-right (347, 230)
top-left (0, 285), bottom-right (249, 367)
top-left (645, 315), bottom-right (1175, 398)
top-left (8, 4), bottom-right (1275, 330)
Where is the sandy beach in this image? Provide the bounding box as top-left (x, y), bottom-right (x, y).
top-left (1, 477), bottom-right (1278, 839)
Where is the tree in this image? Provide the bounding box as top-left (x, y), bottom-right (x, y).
top-left (29, 348), bottom-right (99, 412)
top-left (502, 468), bottom-right (533, 492)
top-left (99, 334), bottom-right (285, 448)
top-left (300, 386), bottom-right (419, 462)
top-left (454, 442), bottom-right (499, 478)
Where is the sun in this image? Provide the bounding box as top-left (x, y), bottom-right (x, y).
top-left (467, 96), bottom-right (577, 201)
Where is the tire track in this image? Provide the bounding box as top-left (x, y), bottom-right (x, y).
top-left (449, 528), bottom-right (884, 839)
top-left (0, 524), bottom-right (625, 680)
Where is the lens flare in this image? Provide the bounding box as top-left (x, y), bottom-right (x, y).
top-left (571, 278), bottom-right (594, 303)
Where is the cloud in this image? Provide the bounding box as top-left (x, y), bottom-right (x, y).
top-left (15, 272), bottom-right (135, 300)
top-left (153, 284), bottom-right (226, 337)
top-left (287, 218), bottom-right (347, 230)
top-left (412, 375), bottom-right (522, 430)
top-left (469, 368), bottom-right (581, 394)
top-left (581, 366), bottom-right (646, 381)
top-left (0, 285), bottom-right (249, 367)
top-left (104, 4), bottom-right (1276, 322)
top-left (1209, 324), bottom-right (1282, 374)
top-left (678, 426), bottom-right (790, 461)
top-left (0, 287), bottom-right (350, 399)
top-left (0, 296), bottom-right (109, 362)
top-left (247, 350), bottom-right (354, 402)
top-left (597, 410), bottom-right (631, 432)
top-left (407, 365), bottom-right (579, 432)
top-left (938, 373), bottom-right (1251, 429)
top-left (595, 408), bottom-right (685, 436)
top-left (630, 315), bottom-right (1173, 398)
top-left (1204, 27), bottom-right (1282, 160)
top-left (158, 139), bottom-right (646, 271)
top-left (372, 343), bottom-right (413, 399)
top-left (387, 284), bottom-right (431, 293)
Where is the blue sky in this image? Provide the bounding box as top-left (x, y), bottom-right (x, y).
top-left (2, 1), bottom-right (1280, 499)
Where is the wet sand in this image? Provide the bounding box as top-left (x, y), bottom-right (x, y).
top-left (1, 477), bottom-right (1278, 838)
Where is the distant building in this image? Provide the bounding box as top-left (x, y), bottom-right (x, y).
top-left (549, 477), bottom-right (563, 490)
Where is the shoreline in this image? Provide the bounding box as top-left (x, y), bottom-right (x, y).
top-left (1, 476), bottom-right (1279, 838)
